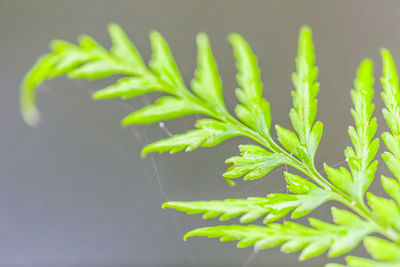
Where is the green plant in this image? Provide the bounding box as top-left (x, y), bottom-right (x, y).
top-left (20, 23), bottom-right (400, 266)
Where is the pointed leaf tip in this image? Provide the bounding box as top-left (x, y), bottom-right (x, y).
top-left (381, 47), bottom-right (391, 58)
top-left (140, 149), bottom-right (148, 159)
top-left (161, 202), bottom-right (170, 209)
top-left (299, 25), bottom-right (312, 41)
top-left (149, 30), bottom-right (162, 40)
top-left (196, 32), bottom-right (208, 44)
top-left (183, 231), bottom-right (196, 241)
top-left (300, 25), bottom-right (312, 32)
top-left (358, 58), bottom-right (374, 76)
top-left (92, 91), bottom-right (104, 100)
top-left (108, 22), bottom-right (120, 32)
top-left (120, 118), bottom-right (130, 128)
top-left (227, 33), bottom-right (241, 43)
top-left (22, 107), bottom-right (41, 127)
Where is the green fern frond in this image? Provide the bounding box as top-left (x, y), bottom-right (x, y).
top-left (141, 119), bottom-right (240, 157)
top-left (165, 172), bottom-right (335, 223)
top-left (381, 176), bottom-right (400, 206)
top-left (366, 192), bottom-right (400, 232)
top-left (364, 236), bottom-right (400, 262)
top-left (325, 59), bottom-right (378, 203)
top-left (229, 34), bottom-right (272, 141)
top-left (223, 145), bottom-right (289, 185)
top-left (21, 24), bottom-right (400, 266)
top-left (163, 198), bottom-right (270, 223)
top-left (381, 49), bottom-right (400, 136)
top-left (20, 24), bottom-right (244, 155)
top-left (263, 172), bottom-right (335, 222)
top-left (281, 26), bottom-right (322, 165)
top-left (184, 207), bottom-right (374, 261)
top-left (192, 33), bottom-right (227, 115)
top-left (380, 50), bottom-right (400, 186)
top-left (327, 236), bottom-right (400, 267)
top-left (347, 59), bottom-right (378, 199)
top-left (327, 258), bottom-right (400, 267)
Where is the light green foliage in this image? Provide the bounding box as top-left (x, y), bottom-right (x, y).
top-left (184, 208), bottom-right (373, 261)
top-left (364, 236), bottom-right (400, 261)
top-left (229, 34), bottom-right (272, 140)
top-left (276, 125), bottom-right (302, 158)
top-left (162, 198), bottom-right (271, 223)
top-left (141, 119), bottom-right (240, 157)
top-left (347, 60), bottom-right (378, 198)
top-left (381, 176), bottom-right (400, 205)
top-left (367, 192), bottom-right (400, 232)
top-left (327, 258), bottom-right (400, 267)
top-left (20, 24), bottom-right (400, 266)
top-left (325, 60), bottom-right (378, 203)
top-left (163, 172), bottom-right (335, 224)
top-left (149, 31), bottom-right (186, 91)
top-left (262, 172), bottom-right (335, 222)
top-left (381, 49), bottom-right (400, 136)
top-left (380, 50), bottom-right (400, 194)
top-left (223, 145), bottom-right (289, 185)
top-left (192, 33), bottom-right (227, 115)
top-left (278, 26), bottom-right (323, 165)
top-left (324, 164), bottom-right (354, 196)
top-left (93, 77), bottom-right (161, 100)
top-left (260, 172), bottom-right (335, 222)
top-left (327, 237), bottom-right (400, 267)
top-left (20, 23), bottom-right (244, 159)
top-left (378, 51), bottom-right (400, 246)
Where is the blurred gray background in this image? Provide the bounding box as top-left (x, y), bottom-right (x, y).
top-left (1, 0), bottom-right (399, 266)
